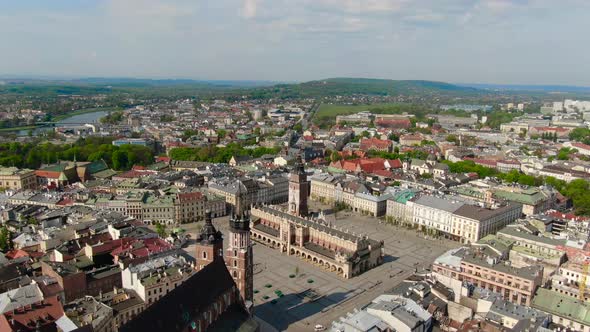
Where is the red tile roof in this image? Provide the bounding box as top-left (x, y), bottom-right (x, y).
top-left (532, 126), bottom-right (570, 132)
top-left (371, 169), bottom-right (393, 177)
top-left (156, 156), bottom-right (171, 163)
top-left (387, 159), bottom-right (403, 169)
top-left (34, 170), bottom-right (62, 179)
top-left (360, 138), bottom-right (393, 151)
top-left (177, 192), bottom-right (204, 202)
top-left (497, 159), bottom-right (521, 165)
top-left (463, 157), bottom-right (497, 168)
top-left (5, 249), bottom-right (31, 260)
top-left (375, 118), bottom-right (411, 129)
top-left (338, 150), bottom-right (366, 158)
top-left (546, 210), bottom-right (589, 222)
top-left (110, 238), bottom-right (172, 259)
top-left (330, 157), bottom-right (388, 173)
top-left (572, 142), bottom-right (590, 151)
top-left (56, 198), bottom-right (74, 206)
top-left (0, 296), bottom-right (65, 332)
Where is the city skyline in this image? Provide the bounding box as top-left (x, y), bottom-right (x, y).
top-left (2, 0), bottom-right (590, 85)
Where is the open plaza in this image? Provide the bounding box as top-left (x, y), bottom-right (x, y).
top-left (183, 208), bottom-right (458, 331)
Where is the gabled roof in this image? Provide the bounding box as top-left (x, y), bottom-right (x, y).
top-left (120, 259), bottom-right (237, 332)
top-left (0, 283), bottom-right (44, 314)
top-left (85, 160), bottom-right (109, 174)
top-left (0, 296), bottom-right (64, 332)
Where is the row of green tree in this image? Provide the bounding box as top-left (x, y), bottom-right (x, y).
top-left (0, 137), bottom-right (154, 171)
top-left (367, 149), bottom-right (431, 160)
top-left (442, 160), bottom-right (590, 215)
top-left (100, 111), bottom-right (124, 124)
top-left (168, 143), bottom-right (281, 164)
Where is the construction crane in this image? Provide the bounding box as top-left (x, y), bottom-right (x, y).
top-left (579, 260), bottom-right (590, 301)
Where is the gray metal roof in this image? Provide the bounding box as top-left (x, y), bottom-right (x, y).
top-left (256, 206), bottom-right (363, 243)
top-left (414, 195), bottom-right (465, 213)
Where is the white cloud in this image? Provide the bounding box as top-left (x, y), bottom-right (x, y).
top-left (242, 0), bottom-right (259, 18)
top-left (404, 12), bottom-right (444, 24)
top-left (310, 0), bottom-right (408, 13)
top-left (1, 0), bottom-right (590, 84)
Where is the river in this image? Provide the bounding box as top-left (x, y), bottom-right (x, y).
top-left (14, 110), bottom-right (109, 136)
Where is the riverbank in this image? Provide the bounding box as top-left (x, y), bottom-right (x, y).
top-left (0, 125), bottom-right (38, 133)
top-left (52, 106), bottom-right (122, 122)
top-left (0, 107), bottom-right (122, 134)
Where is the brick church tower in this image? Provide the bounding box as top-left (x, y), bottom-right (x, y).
top-left (288, 155), bottom-right (309, 217)
top-left (195, 210), bottom-right (223, 272)
top-left (226, 182), bottom-right (254, 307)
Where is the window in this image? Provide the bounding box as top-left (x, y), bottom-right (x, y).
top-left (202, 251), bottom-right (207, 259)
top-left (234, 260), bottom-right (237, 267)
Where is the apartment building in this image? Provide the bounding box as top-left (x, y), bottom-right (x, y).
top-left (99, 288), bottom-right (145, 330)
top-left (412, 196), bottom-right (464, 235)
top-left (551, 261), bottom-right (590, 301)
top-left (433, 248), bottom-right (543, 306)
top-left (359, 137), bottom-right (393, 152)
top-left (0, 167), bottom-right (37, 190)
top-left (208, 176), bottom-right (289, 207)
top-left (495, 225), bottom-right (566, 282)
top-left (532, 288), bottom-right (590, 332)
top-left (453, 183), bottom-right (557, 216)
top-left (386, 193), bottom-right (522, 243)
top-left (121, 255), bottom-right (195, 307)
top-left (94, 190), bottom-right (224, 224)
top-left (451, 203), bottom-right (522, 243)
top-left (310, 173), bottom-right (343, 203)
top-left (385, 189), bottom-right (419, 225)
top-left (310, 174), bottom-right (390, 217)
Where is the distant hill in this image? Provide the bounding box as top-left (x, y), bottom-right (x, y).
top-left (248, 77), bottom-right (484, 99)
top-left (460, 83), bottom-right (590, 93)
top-left (0, 78), bottom-right (278, 96)
top-left (72, 78), bottom-right (278, 88)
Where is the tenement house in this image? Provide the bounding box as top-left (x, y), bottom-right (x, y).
top-left (433, 247), bottom-right (543, 306)
top-left (0, 167), bottom-right (37, 190)
top-left (121, 254), bottom-right (195, 306)
top-left (310, 174), bottom-right (390, 217)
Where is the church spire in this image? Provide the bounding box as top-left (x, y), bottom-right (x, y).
top-left (198, 210), bottom-right (222, 244)
top-left (195, 210), bottom-right (223, 272)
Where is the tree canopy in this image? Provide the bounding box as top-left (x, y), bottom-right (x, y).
top-left (0, 137), bottom-right (153, 171)
top-left (169, 143), bottom-right (280, 164)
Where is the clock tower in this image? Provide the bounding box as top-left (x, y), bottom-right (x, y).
top-left (288, 155), bottom-right (309, 217)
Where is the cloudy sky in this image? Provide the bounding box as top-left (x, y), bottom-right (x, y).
top-left (1, 0), bottom-right (589, 85)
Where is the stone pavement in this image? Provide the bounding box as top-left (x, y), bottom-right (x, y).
top-left (180, 210), bottom-right (458, 331)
